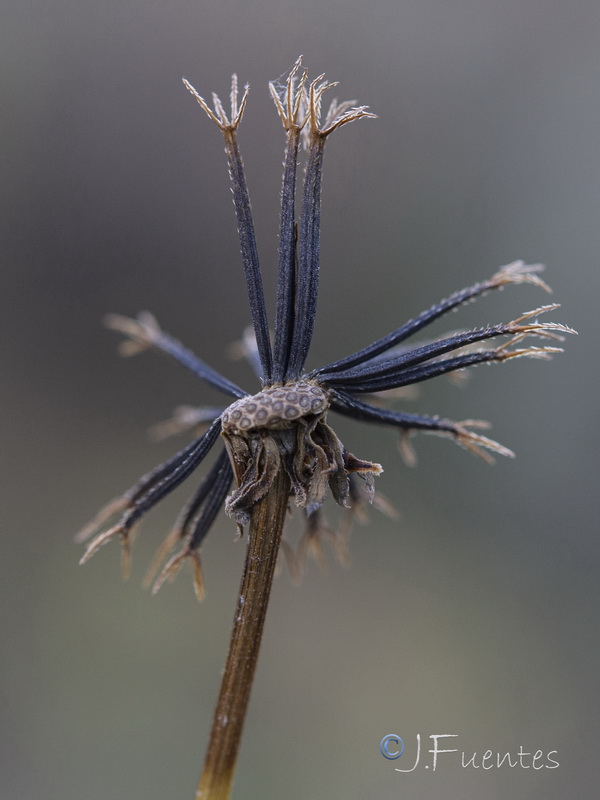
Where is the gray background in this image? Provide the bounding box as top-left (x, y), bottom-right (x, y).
top-left (2, 1), bottom-right (598, 798)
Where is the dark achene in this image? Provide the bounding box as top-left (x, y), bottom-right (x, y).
top-left (77, 57), bottom-right (574, 800)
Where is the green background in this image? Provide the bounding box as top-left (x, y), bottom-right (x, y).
top-left (2, 1), bottom-right (598, 798)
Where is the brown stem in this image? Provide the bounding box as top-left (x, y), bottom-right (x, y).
top-left (195, 467), bottom-right (291, 800)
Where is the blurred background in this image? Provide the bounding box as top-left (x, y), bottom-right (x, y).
top-left (2, 1), bottom-right (598, 798)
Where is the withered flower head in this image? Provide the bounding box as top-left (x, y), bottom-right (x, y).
top-left (77, 57), bottom-right (574, 598)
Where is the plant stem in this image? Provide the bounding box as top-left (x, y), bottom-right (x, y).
top-left (195, 467), bottom-right (291, 800)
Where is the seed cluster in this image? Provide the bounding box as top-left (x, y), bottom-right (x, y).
top-left (221, 381), bottom-right (328, 433)
top-left (77, 60), bottom-right (572, 603)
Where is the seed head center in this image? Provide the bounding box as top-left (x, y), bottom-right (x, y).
top-left (221, 381), bottom-right (329, 433)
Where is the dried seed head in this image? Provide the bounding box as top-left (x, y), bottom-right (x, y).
top-left (77, 61), bottom-right (573, 598)
top-left (490, 261), bottom-right (552, 293)
top-left (303, 73), bottom-right (377, 141)
top-left (269, 56), bottom-right (308, 131)
top-left (182, 74), bottom-right (249, 132)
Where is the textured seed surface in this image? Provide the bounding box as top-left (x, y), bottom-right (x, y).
top-left (222, 382), bottom-right (329, 433)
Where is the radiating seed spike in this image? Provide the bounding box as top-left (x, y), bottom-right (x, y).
top-left (230, 73), bottom-right (238, 121)
top-left (79, 524), bottom-right (123, 565)
top-left (74, 495), bottom-right (129, 543)
top-left (182, 79), bottom-right (223, 126)
top-left (191, 552), bottom-right (205, 602)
